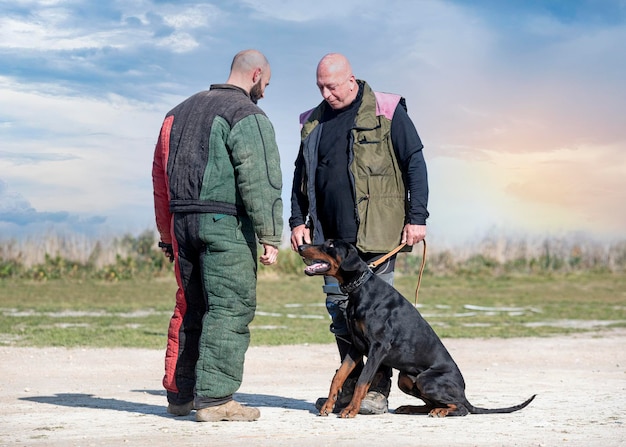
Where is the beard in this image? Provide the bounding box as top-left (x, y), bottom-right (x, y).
top-left (250, 80), bottom-right (263, 104)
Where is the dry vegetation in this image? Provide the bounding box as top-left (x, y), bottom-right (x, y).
top-left (1, 230), bottom-right (624, 347)
top-left (0, 229), bottom-right (625, 280)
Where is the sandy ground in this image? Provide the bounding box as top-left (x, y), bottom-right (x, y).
top-left (1, 329), bottom-right (625, 447)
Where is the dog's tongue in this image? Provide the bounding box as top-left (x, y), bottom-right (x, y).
top-left (304, 262), bottom-right (329, 275)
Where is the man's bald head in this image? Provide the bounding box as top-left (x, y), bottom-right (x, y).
top-left (316, 53), bottom-right (358, 110)
top-left (231, 49), bottom-right (269, 74)
top-left (227, 49), bottom-right (271, 103)
top-left (316, 53), bottom-right (353, 79)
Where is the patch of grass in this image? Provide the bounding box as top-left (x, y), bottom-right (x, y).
top-left (0, 272), bottom-right (624, 348)
top-left (393, 272), bottom-right (626, 338)
top-left (0, 278), bottom-right (177, 348)
top-left (253, 274), bottom-right (333, 345)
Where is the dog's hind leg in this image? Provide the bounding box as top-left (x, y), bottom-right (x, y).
top-left (395, 372), bottom-right (435, 415)
top-left (398, 369), bottom-right (470, 417)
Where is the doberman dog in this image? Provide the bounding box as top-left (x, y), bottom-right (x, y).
top-left (299, 239), bottom-right (536, 418)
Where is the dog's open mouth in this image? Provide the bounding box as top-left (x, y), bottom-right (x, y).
top-left (302, 259), bottom-right (330, 276)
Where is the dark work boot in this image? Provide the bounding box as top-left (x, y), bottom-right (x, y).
top-left (167, 401), bottom-right (194, 416)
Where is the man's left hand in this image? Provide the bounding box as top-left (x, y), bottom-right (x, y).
top-left (401, 224), bottom-right (426, 246)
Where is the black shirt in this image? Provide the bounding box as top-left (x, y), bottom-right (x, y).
top-left (315, 86), bottom-right (363, 242)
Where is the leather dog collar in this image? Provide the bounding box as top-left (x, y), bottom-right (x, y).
top-left (340, 269), bottom-right (373, 294)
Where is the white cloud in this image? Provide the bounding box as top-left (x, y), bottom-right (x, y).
top-left (238, 0), bottom-right (361, 22)
top-left (0, 76), bottom-right (170, 218)
top-left (156, 32), bottom-right (200, 53)
top-left (161, 4), bottom-right (221, 28)
top-left (0, 1), bottom-right (224, 53)
top-left (0, 11), bottom-right (139, 51)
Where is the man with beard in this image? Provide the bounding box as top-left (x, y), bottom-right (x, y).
top-left (152, 49), bottom-right (283, 422)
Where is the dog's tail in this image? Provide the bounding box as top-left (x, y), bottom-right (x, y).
top-left (467, 394), bottom-right (536, 414)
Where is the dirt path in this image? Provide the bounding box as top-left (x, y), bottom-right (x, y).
top-left (1, 330), bottom-right (625, 447)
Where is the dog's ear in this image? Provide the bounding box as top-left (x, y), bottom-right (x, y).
top-left (332, 240), bottom-right (363, 273)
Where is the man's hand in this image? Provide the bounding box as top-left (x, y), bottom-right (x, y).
top-left (290, 224), bottom-right (311, 252)
top-left (260, 244), bottom-right (278, 265)
top-left (158, 242), bottom-right (174, 263)
top-left (401, 224), bottom-right (426, 246)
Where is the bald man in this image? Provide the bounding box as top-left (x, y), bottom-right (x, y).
top-left (153, 49), bottom-right (283, 422)
top-left (290, 53), bottom-right (429, 414)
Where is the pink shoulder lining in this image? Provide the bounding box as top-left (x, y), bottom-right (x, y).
top-left (374, 91), bottom-right (401, 120)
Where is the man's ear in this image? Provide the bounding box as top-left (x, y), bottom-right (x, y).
top-left (252, 67), bottom-right (262, 83)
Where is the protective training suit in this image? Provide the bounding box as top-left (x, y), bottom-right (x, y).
top-left (152, 84), bottom-right (283, 409)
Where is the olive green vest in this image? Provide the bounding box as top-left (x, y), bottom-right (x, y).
top-left (300, 82), bottom-right (407, 253)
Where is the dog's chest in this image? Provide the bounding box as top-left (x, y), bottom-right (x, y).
top-left (346, 302), bottom-right (385, 352)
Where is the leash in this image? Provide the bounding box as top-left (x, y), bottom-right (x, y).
top-left (413, 239), bottom-right (427, 306)
top-left (368, 243), bottom-right (407, 269)
top-left (368, 239), bottom-right (427, 307)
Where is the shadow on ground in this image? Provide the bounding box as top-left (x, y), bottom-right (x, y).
top-left (20, 391), bottom-right (315, 418)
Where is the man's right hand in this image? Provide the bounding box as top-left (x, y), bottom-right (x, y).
top-left (259, 244), bottom-right (279, 265)
top-left (158, 242), bottom-right (174, 263)
top-left (290, 224), bottom-right (311, 252)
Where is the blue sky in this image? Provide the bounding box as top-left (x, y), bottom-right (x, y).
top-left (1, 0), bottom-right (625, 246)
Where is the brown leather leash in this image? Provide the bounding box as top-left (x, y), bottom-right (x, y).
top-left (368, 243), bottom-right (407, 269)
top-left (412, 239), bottom-right (427, 306)
top-left (368, 239), bottom-right (427, 306)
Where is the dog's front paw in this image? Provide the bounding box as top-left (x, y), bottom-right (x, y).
top-left (339, 404), bottom-right (359, 418)
top-left (319, 402), bottom-right (333, 417)
top-left (320, 399), bottom-right (334, 416)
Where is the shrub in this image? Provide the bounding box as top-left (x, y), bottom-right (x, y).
top-left (0, 230), bottom-right (624, 280)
